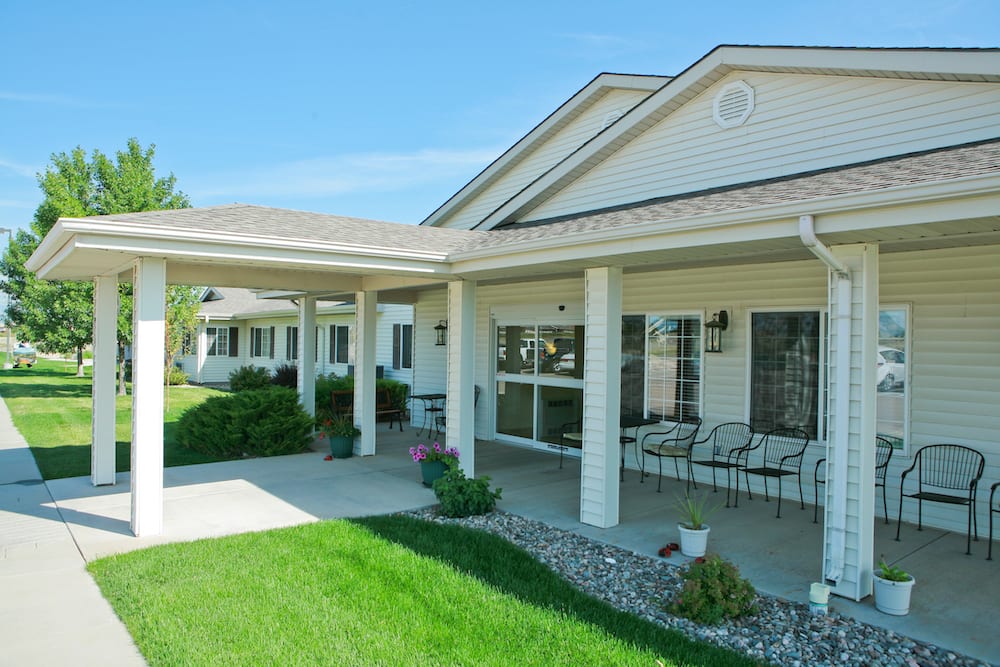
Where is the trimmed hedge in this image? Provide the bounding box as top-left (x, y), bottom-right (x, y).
top-left (176, 386), bottom-right (313, 458)
top-left (229, 365), bottom-right (272, 392)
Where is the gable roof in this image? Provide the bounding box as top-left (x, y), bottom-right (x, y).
top-left (420, 73), bottom-right (668, 229)
top-left (466, 45), bottom-right (1000, 231)
top-left (197, 286), bottom-right (296, 318)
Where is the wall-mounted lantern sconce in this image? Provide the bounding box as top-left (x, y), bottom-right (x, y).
top-left (434, 320), bottom-right (448, 346)
top-left (704, 310), bottom-right (729, 353)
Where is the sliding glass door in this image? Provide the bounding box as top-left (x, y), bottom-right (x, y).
top-left (495, 321), bottom-right (584, 456)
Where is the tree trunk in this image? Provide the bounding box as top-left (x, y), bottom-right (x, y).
top-left (117, 342), bottom-right (127, 396)
top-left (76, 347), bottom-right (85, 378)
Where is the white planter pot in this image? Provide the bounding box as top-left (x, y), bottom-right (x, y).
top-left (873, 573), bottom-right (915, 616)
top-left (677, 523), bottom-right (710, 557)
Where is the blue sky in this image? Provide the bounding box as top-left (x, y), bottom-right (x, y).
top-left (1, 1), bottom-right (996, 233)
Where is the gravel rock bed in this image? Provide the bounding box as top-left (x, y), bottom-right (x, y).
top-left (405, 508), bottom-right (990, 667)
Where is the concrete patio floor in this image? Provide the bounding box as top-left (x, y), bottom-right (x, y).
top-left (3, 421), bottom-right (998, 664)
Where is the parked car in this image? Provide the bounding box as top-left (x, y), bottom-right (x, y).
top-left (12, 343), bottom-right (36, 368)
top-left (877, 346), bottom-right (904, 391)
top-left (553, 352), bottom-right (575, 373)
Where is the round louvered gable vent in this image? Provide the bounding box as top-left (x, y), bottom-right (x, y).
top-left (713, 80), bottom-right (754, 129)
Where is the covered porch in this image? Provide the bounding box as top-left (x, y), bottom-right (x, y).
top-left (42, 429), bottom-right (997, 662)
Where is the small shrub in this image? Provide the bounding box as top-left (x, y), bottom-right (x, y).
top-left (271, 363), bottom-right (298, 388)
top-left (176, 386), bottom-right (313, 458)
top-left (165, 365), bottom-right (189, 386)
top-left (432, 467), bottom-right (502, 518)
top-left (229, 365), bottom-right (272, 392)
top-left (668, 555), bottom-right (757, 625)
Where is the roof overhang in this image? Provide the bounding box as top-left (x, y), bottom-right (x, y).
top-left (26, 217), bottom-right (459, 293)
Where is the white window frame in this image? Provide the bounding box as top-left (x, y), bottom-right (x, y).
top-left (250, 326), bottom-right (272, 359)
top-left (206, 326), bottom-right (229, 357)
top-left (641, 312), bottom-right (705, 422)
top-left (877, 303), bottom-right (911, 455)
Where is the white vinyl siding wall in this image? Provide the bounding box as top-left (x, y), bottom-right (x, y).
top-left (880, 244), bottom-right (1000, 533)
top-left (440, 89), bottom-right (651, 230)
top-left (526, 73), bottom-right (1000, 221)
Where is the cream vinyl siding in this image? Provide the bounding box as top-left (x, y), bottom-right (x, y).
top-left (440, 89), bottom-right (651, 230)
top-left (412, 290), bottom-right (448, 431)
top-left (880, 244), bottom-right (1000, 533)
top-left (198, 323), bottom-right (247, 383)
top-left (379, 304), bottom-right (415, 386)
top-left (524, 72), bottom-right (1000, 221)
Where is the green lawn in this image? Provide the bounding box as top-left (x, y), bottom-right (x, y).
top-left (88, 516), bottom-right (759, 667)
top-left (0, 359), bottom-right (231, 479)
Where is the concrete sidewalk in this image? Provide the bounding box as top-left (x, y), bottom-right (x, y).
top-left (0, 400), bottom-right (145, 666)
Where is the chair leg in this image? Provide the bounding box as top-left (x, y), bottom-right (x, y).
top-left (656, 457), bottom-right (663, 492)
top-left (724, 468), bottom-right (732, 508)
top-left (895, 491), bottom-right (904, 542)
top-left (966, 504), bottom-right (973, 556)
top-left (880, 484), bottom-right (889, 525)
top-left (989, 509), bottom-right (994, 561)
top-left (672, 457), bottom-right (681, 482)
top-left (639, 450), bottom-right (645, 484)
top-left (813, 480), bottom-right (819, 524)
top-left (797, 474), bottom-right (804, 510)
top-left (776, 476), bottom-right (783, 519)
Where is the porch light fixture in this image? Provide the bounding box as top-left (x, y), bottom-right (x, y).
top-left (434, 320), bottom-right (448, 346)
top-left (704, 310), bottom-right (729, 354)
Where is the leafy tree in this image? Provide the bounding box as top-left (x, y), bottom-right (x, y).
top-left (0, 138), bottom-right (190, 378)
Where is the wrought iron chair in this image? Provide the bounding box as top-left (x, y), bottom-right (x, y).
top-left (989, 481), bottom-right (999, 561)
top-left (639, 417), bottom-right (702, 492)
top-left (435, 385), bottom-right (480, 432)
top-left (736, 427), bottom-right (810, 518)
top-left (687, 422), bottom-right (753, 507)
top-left (895, 443), bottom-right (985, 555)
top-left (813, 436), bottom-right (894, 524)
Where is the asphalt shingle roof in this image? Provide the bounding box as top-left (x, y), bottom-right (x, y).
top-left (473, 138), bottom-right (1000, 248)
top-left (75, 139), bottom-right (999, 257)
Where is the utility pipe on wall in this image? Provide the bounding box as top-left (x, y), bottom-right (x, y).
top-left (799, 215), bottom-right (852, 586)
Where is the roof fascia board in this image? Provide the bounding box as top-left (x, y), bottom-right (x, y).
top-left (453, 172), bottom-right (1000, 272)
top-left (54, 218), bottom-right (451, 262)
top-left (420, 73), bottom-right (668, 228)
top-left (476, 45), bottom-right (1000, 229)
top-left (164, 265), bottom-right (365, 293)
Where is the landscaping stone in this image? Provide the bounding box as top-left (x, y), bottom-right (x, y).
top-left (406, 508), bottom-right (989, 667)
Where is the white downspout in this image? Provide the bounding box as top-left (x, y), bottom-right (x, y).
top-left (799, 215), bottom-right (852, 585)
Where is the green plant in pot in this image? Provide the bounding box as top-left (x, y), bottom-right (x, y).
top-left (675, 493), bottom-right (719, 558)
top-left (320, 414), bottom-right (361, 459)
top-left (872, 557), bottom-right (915, 616)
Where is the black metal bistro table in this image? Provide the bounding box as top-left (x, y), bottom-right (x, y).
top-left (620, 415), bottom-right (658, 480)
top-left (411, 393), bottom-right (446, 437)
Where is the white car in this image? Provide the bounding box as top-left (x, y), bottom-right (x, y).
top-left (553, 352), bottom-right (575, 373)
top-left (876, 346), bottom-right (904, 391)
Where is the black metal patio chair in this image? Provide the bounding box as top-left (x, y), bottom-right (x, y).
top-left (895, 443), bottom-right (985, 555)
top-left (814, 436), bottom-right (894, 524)
top-left (989, 481), bottom-right (999, 561)
top-left (735, 427), bottom-right (810, 518)
top-left (639, 416), bottom-right (702, 492)
top-left (687, 422), bottom-right (753, 507)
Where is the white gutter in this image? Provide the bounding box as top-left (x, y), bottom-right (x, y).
top-left (799, 214), bottom-right (851, 585)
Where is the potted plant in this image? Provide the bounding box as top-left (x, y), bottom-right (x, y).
top-left (872, 557), bottom-right (915, 616)
top-left (320, 414), bottom-right (361, 459)
top-left (675, 493), bottom-right (718, 557)
top-left (409, 442), bottom-right (460, 487)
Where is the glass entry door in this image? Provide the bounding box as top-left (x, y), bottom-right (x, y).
top-left (495, 322), bottom-right (584, 456)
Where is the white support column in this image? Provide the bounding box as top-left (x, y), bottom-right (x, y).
top-left (196, 319), bottom-right (207, 384)
top-left (822, 244), bottom-right (879, 601)
top-left (91, 276), bottom-right (118, 486)
top-left (580, 267), bottom-right (622, 528)
top-left (445, 280), bottom-right (476, 476)
top-left (355, 291), bottom-right (377, 456)
top-left (297, 296), bottom-right (317, 417)
top-left (130, 258), bottom-right (166, 537)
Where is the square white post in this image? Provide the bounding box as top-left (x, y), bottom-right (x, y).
top-left (130, 258), bottom-right (166, 536)
top-left (822, 244), bottom-right (879, 601)
top-left (91, 275), bottom-right (118, 486)
top-left (354, 291), bottom-right (377, 456)
top-left (445, 280), bottom-right (476, 476)
top-left (580, 267), bottom-right (623, 528)
top-left (297, 296), bottom-right (317, 418)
